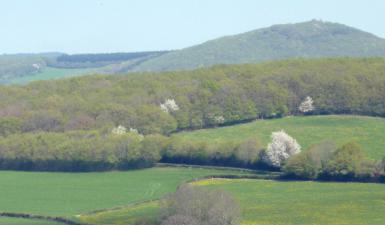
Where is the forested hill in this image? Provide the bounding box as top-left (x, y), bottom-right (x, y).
top-left (0, 58), bottom-right (384, 137)
top-left (130, 20), bottom-right (385, 72)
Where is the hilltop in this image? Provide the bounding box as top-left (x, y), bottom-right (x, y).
top-left (130, 20), bottom-right (385, 71)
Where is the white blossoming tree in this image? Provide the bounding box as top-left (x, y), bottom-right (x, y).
top-left (112, 125), bottom-right (127, 135)
top-left (299, 96), bottom-right (315, 113)
top-left (264, 130), bottom-right (301, 167)
top-left (213, 115), bottom-right (225, 125)
top-left (160, 99), bottom-right (180, 113)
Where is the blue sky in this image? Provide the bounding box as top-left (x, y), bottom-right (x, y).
top-left (1, 0), bottom-right (384, 54)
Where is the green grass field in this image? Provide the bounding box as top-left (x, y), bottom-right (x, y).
top-left (195, 179), bottom-right (385, 225)
top-left (85, 178), bottom-right (385, 225)
top-left (6, 67), bottom-right (92, 84)
top-left (0, 167), bottom-right (251, 219)
top-left (0, 217), bottom-right (62, 225)
top-left (173, 115), bottom-right (385, 159)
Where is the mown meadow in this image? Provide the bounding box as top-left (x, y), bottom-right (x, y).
top-left (173, 115), bottom-right (385, 159)
top-left (82, 178), bottom-right (385, 225)
top-left (0, 167), bottom-right (251, 217)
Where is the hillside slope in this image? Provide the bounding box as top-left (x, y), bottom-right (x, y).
top-left (131, 20), bottom-right (385, 71)
top-left (173, 115), bottom-right (385, 159)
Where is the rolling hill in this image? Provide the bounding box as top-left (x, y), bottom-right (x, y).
top-left (130, 20), bottom-right (385, 72)
top-left (173, 115), bottom-right (385, 159)
top-left (3, 20), bottom-right (385, 84)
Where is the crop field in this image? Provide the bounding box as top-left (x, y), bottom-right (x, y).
top-left (174, 115), bottom-right (385, 159)
top-left (6, 67), bottom-right (92, 84)
top-left (85, 178), bottom-right (385, 225)
top-left (0, 167), bottom-right (251, 219)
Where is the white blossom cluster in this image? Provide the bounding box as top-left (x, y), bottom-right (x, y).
top-left (299, 96), bottom-right (315, 113)
top-left (160, 99), bottom-right (180, 113)
top-left (129, 127), bottom-right (139, 134)
top-left (112, 125), bottom-right (127, 135)
top-left (264, 130), bottom-right (301, 167)
top-left (213, 115), bottom-right (225, 124)
top-left (112, 125), bottom-right (142, 138)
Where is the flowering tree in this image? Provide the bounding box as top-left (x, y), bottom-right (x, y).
top-left (160, 99), bottom-right (180, 113)
top-left (299, 96), bottom-right (315, 113)
top-left (264, 130), bottom-right (301, 167)
top-left (112, 125), bottom-right (127, 135)
top-left (213, 115), bottom-right (225, 124)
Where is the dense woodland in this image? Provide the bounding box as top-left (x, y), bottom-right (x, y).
top-left (49, 51), bottom-right (169, 68)
top-left (0, 58), bottom-right (384, 173)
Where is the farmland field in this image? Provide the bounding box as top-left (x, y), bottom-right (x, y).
top-left (173, 115), bottom-right (385, 159)
top-left (5, 67), bottom-right (92, 84)
top-left (0, 167), bottom-right (252, 219)
top-left (84, 178), bottom-right (385, 225)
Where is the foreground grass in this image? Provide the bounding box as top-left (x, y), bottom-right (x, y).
top-left (0, 217), bottom-right (62, 225)
top-left (87, 179), bottom-right (385, 225)
top-left (0, 167), bottom-right (250, 218)
top-left (174, 115), bottom-right (385, 159)
top-left (196, 179), bottom-right (385, 225)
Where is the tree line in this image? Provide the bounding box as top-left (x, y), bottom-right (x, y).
top-left (1, 57), bottom-right (384, 138)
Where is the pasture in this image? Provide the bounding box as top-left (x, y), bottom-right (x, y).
top-left (0, 167), bottom-right (250, 218)
top-left (83, 178), bottom-right (385, 225)
top-left (6, 67), bottom-right (92, 84)
top-left (173, 115), bottom-right (385, 159)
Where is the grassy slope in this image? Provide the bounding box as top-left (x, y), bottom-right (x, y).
top-left (83, 178), bottom-right (385, 225)
top-left (173, 115), bottom-right (385, 159)
top-left (0, 167), bottom-right (251, 217)
top-left (5, 67), bottom-right (92, 84)
top-left (195, 179), bottom-right (385, 225)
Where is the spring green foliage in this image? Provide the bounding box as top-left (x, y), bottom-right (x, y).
top-left (0, 167), bottom-right (250, 217)
top-left (0, 130), bottom-right (162, 171)
top-left (131, 20), bottom-right (385, 72)
top-left (1, 58), bottom-right (385, 136)
top-left (324, 142), bottom-right (374, 179)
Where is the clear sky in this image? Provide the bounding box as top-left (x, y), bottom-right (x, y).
top-left (1, 0), bottom-right (384, 54)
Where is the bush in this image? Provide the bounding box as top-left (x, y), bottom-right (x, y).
top-left (162, 137), bottom-right (264, 168)
top-left (324, 142), bottom-right (373, 180)
top-left (160, 185), bottom-right (240, 225)
top-left (0, 117), bottom-right (21, 137)
top-left (283, 152), bottom-right (320, 179)
top-left (234, 138), bottom-right (263, 165)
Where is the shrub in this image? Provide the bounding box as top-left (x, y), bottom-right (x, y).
top-left (160, 185), bottom-right (240, 225)
top-left (234, 138), bottom-right (263, 165)
top-left (0, 117), bottom-right (21, 137)
top-left (283, 152), bottom-right (320, 179)
top-left (324, 142), bottom-right (373, 179)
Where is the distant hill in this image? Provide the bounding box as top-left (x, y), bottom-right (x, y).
top-left (0, 51), bottom-right (169, 84)
top-left (3, 20), bottom-right (385, 84)
top-left (129, 20), bottom-right (385, 72)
